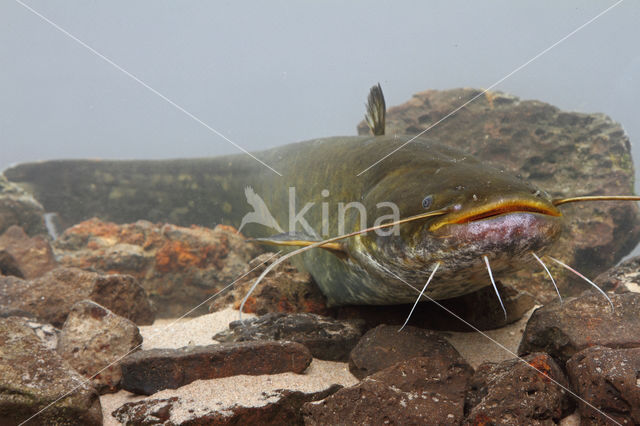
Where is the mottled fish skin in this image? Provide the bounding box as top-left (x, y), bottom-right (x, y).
top-left (4, 135), bottom-right (563, 306)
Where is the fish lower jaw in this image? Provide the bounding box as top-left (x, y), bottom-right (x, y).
top-left (434, 212), bottom-right (562, 255)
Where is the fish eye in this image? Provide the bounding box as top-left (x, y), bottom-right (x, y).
top-left (422, 195), bottom-right (433, 209)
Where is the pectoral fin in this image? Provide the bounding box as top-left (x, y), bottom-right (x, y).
top-left (251, 232), bottom-right (346, 256)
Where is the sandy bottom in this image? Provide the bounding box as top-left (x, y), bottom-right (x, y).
top-left (445, 307), bottom-right (535, 369)
top-left (99, 304), bottom-right (592, 424)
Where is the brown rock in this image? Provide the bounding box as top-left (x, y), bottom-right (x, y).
top-left (338, 280), bottom-right (535, 331)
top-left (0, 225), bottom-right (57, 278)
top-left (359, 88), bottom-right (640, 303)
top-left (0, 173), bottom-right (47, 237)
top-left (57, 300), bottom-right (143, 394)
top-left (0, 317), bottom-right (102, 425)
top-left (214, 312), bottom-right (365, 361)
top-left (594, 255), bottom-right (640, 293)
top-left (464, 353), bottom-right (572, 425)
top-left (120, 340), bottom-right (312, 395)
top-left (518, 292), bottom-right (640, 363)
top-left (304, 356), bottom-right (473, 425)
top-left (0, 266), bottom-right (155, 327)
top-left (566, 346), bottom-right (640, 425)
top-left (88, 273), bottom-right (156, 325)
top-left (0, 249), bottom-right (23, 277)
top-left (210, 253), bottom-right (331, 316)
top-left (54, 218), bottom-right (262, 317)
top-left (348, 324), bottom-right (464, 379)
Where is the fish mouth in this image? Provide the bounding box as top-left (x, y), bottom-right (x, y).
top-left (428, 199), bottom-right (562, 232)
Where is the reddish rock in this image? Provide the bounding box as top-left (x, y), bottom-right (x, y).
top-left (57, 300), bottom-right (143, 394)
top-left (518, 292), bottom-right (640, 363)
top-left (304, 356), bottom-right (473, 425)
top-left (0, 173), bottom-right (47, 237)
top-left (54, 218), bottom-right (262, 317)
top-left (359, 88), bottom-right (640, 303)
top-left (0, 317), bottom-right (102, 425)
top-left (566, 346), bottom-right (640, 425)
top-left (210, 253), bottom-right (330, 316)
top-left (213, 312), bottom-right (365, 361)
top-left (348, 324), bottom-right (464, 379)
top-left (0, 225), bottom-right (57, 278)
top-left (120, 341), bottom-right (312, 395)
top-left (0, 267), bottom-right (155, 327)
top-left (464, 353), bottom-right (572, 425)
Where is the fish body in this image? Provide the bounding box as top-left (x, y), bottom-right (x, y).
top-left (4, 135), bottom-right (563, 306)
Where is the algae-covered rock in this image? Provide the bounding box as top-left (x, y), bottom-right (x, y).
top-left (0, 173), bottom-right (47, 237)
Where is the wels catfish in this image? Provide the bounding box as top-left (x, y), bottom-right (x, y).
top-left (4, 86), bottom-right (639, 315)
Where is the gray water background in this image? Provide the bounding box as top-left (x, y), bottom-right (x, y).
top-left (1, 1), bottom-right (639, 252)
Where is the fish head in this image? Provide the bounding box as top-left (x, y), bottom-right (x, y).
top-left (353, 156), bottom-right (564, 300)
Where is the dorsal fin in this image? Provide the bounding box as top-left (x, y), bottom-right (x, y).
top-left (365, 83), bottom-right (386, 136)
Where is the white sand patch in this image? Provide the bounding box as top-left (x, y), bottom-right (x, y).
top-left (101, 359), bottom-right (357, 425)
top-left (444, 306), bottom-right (536, 369)
top-left (139, 307), bottom-right (256, 350)
top-left (626, 281), bottom-right (640, 293)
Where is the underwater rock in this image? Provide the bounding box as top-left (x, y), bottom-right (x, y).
top-left (112, 362), bottom-right (345, 425)
top-left (359, 88), bottom-right (640, 301)
top-left (594, 255), bottom-right (640, 293)
top-left (566, 346), bottom-right (640, 425)
top-left (464, 353), bottom-right (572, 425)
top-left (0, 225), bottom-right (57, 279)
top-left (0, 317), bottom-right (102, 425)
top-left (0, 173), bottom-right (47, 237)
top-left (120, 341), bottom-right (312, 395)
top-left (23, 318), bottom-right (60, 351)
top-left (348, 324), bottom-right (465, 379)
top-left (0, 249), bottom-right (23, 277)
top-left (518, 291), bottom-right (640, 363)
top-left (337, 280), bottom-right (535, 332)
top-left (57, 300), bottom-right (143, 394)
top-left (209, 252), bottom-right (331, 316)
top-left (54, 218), bottom-right (261, 318)
top-left (213, 312), bottom-right (365, 361)
top-left (303, 356), bottom-right (472, 425)
top-left (0, 267), bottom-right (155, 327)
